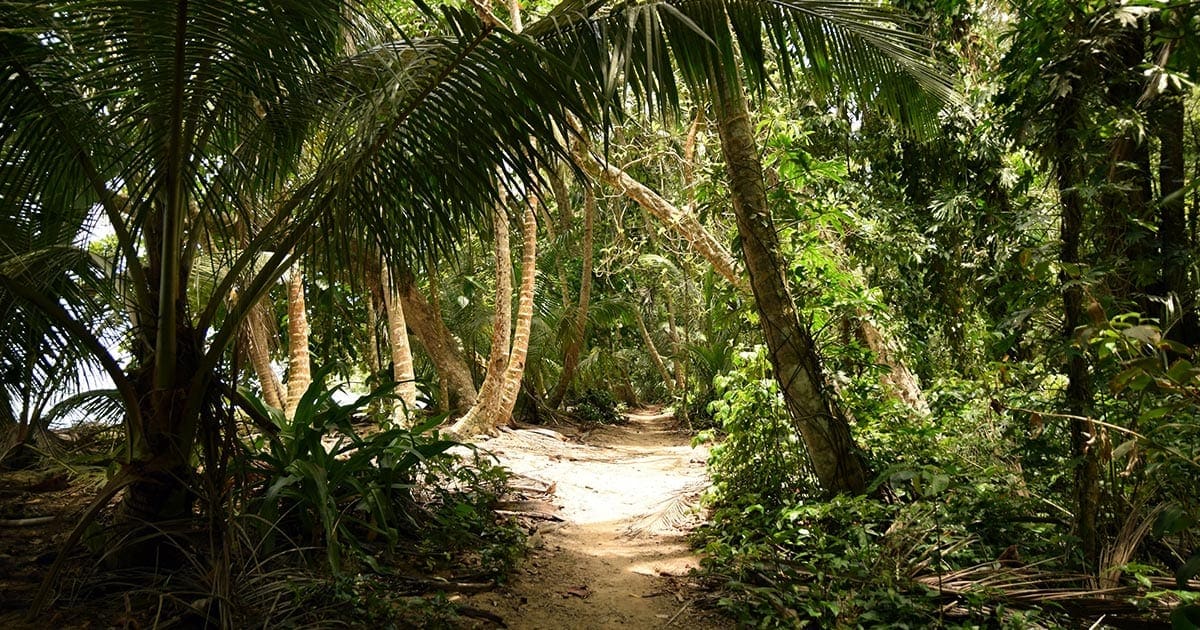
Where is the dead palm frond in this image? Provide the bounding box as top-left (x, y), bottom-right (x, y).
top-left (623, 479), bottom-right (708, 538)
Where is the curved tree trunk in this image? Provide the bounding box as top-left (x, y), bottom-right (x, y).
top-left (240, 300), bottom-right (284, 410)
top-left (712, 69), bottom-right (867, 495)
top-left (396, 271), bottom-right (477, 413)
top-left (494, 204), bottom-right (539, 424)
top-left (283, 264), bottom-right (311, 421)
top-left (583, 128), bottom-right (925, 417)
top-left (382, 262), bottom-right (418, 423)
top-left (572, 140), bottom-right (750, 294)
top-left (450, 206), bottom-right (514, 435)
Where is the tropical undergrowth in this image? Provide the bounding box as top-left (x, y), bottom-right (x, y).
top-left (694, 325), bottom-right (1200, 628)
top-left (52, 378), bottom-right (524, 628)
top-left (690, 148), bottom-right (1200, 626)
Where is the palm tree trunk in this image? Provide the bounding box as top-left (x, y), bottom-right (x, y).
top-left (240, 300), bottom-right (284, 410)
top-left (662, 285), bottom-right (687, 394)
top-left (711, 69), bottom-right (867, 495)
top-left (476, 206), bottom-right (515, 413)
top-left (283, 264), bottom-right (311, 420)
top-left (495, 204), bottom-right (539, 424)
top-left (450, 206), bottom-right (514, 435)
top-left (382, 262), bottom-right (418, 422)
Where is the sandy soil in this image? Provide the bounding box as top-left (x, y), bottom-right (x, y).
top-left (457, 409), bottom-right (732, 630)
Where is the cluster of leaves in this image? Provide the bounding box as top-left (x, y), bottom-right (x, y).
top-left (236, 378), bottom-right (523, 579)
top-left (697, 316), bottom-right (1200, 626)
top-left (1088, 316), bottom-right (1200, 604)
top-left (699, 480), bottom-right (1060, 628)
top-left (697, 345), bottom-right (817, 508)
top-left (570, 387), bottom-right (625, 424)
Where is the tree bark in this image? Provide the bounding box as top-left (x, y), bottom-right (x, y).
top-left (572, 140), bottom-right (750, 294)
top-left (1156, 92), bottom-right (1197, 344)
top-left (363, 283), bottom-right (382, 380)
top-left (711, 69), bottom-right (867, 495)
top-left (382, 262), bottom-right (419, 422)
top-left (426, 255), bottom-right (452, 413)
top-left (1099, 21), bottom-right (1153, 304)
top-left (283, 264), bottom-right (311, 420)
top-left (396, 272), bottom-right (477, 413)
top-left (851, 313), bottom-right (929, 416)
top-left (239, 300), bottom-right (284, 410)
top-left (450, 207), bottom-right (514, 435)
top-left (495, 204), bottom-right (539, 423)
top-left (662, 280), bottom-right (687, 393)
top-left (1052, 88), bottom-right (1101, 572)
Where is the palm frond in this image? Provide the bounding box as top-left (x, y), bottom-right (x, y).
top-left (528, 0), bottom-right (955, 130)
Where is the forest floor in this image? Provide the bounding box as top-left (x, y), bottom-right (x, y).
top-left (0, 408), bottom-right (732, 628)
top-left (457, 408), bottom-right (732, 629)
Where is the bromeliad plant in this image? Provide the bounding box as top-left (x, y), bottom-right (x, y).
top-left (239, 377), bottom-right (458, 574)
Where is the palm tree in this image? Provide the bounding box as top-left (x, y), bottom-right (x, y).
top-left (0, 1), bottom-right (590, 534)
top-left (527, 0), bottom-right (951, 492)
top-left (1, 1), bottom-right (948, 572)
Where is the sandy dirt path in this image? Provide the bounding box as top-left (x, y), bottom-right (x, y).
top-left (458, 409), bottom-right (732, 629)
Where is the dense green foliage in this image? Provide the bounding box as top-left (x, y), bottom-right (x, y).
top-left (2, 0), bottom-right (1199, 627)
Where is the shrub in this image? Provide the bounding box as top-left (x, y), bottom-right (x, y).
top-left (571, 388), bottom-right (624, 425)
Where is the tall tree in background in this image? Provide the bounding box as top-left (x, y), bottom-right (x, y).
top-left (1002, 0), bottom-right (1200, 573)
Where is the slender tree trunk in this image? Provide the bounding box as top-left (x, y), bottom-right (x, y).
top-left (682, 108), bottom-right (704, 201)
top-left (382, 262), bottom-right (418, 421)
top-left (634, 303), bottom-right (676, 394)
top-left (662, 287), bottom-right (687, 393)
top-left (852, 313), bottom-right (929, 415)
top-left (450, 207), bottom-right (514, 435)
top-left (426, 255), bottom-right (452, 413)
top-left (1099, 22), bottom-right (1153, 304)
top-left (240, 300), bottom-right (284, 410)
top-left (1053, 90), bottom-right (1101, 572)
top-left (546, 167), bottom-right (574, 310)
top-left (284, 264), bottom-right (311, 420)
top-left (548, 180), bottom-right (595, 408)
top-left (364, 285), bottom-right (382, 379)
top-left (1156, 92), bottom-right (1197, 344)
top-left (821, 229), bottom-right (929, 415)
top-left (711, 69), bottom-right (867, 495)
top-left (495, 204), bottom-right (539, 423)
